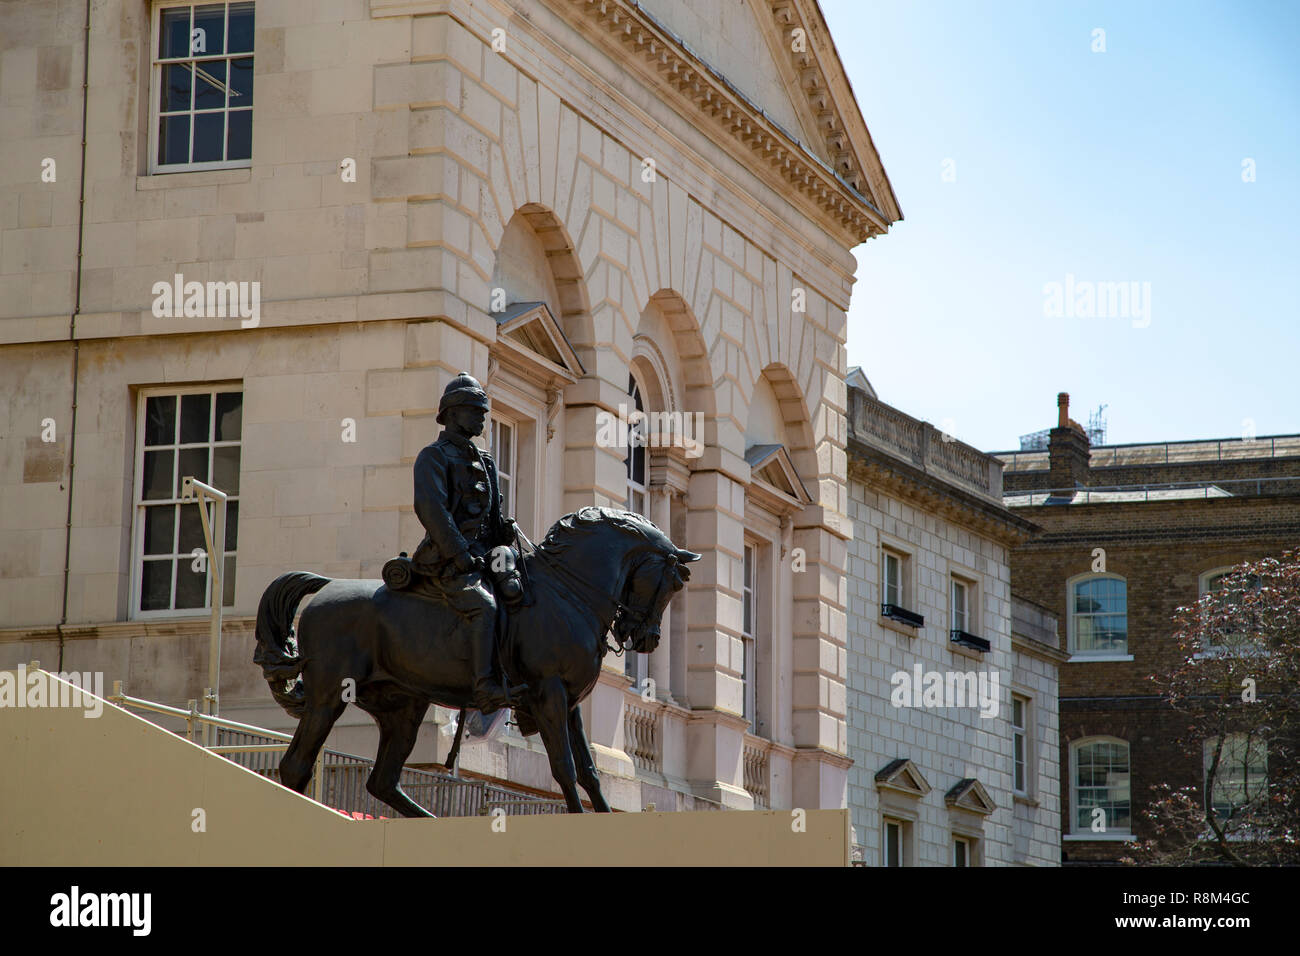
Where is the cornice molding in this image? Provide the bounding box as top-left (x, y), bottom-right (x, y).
top-left (550, 0), bottom-right (894, 244)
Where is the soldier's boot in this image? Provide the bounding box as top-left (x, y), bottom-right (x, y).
top-left (469, 617), bottom-right (512, 715)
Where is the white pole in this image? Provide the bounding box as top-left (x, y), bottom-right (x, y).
top-left (182, 477), bottom-right (228, 746)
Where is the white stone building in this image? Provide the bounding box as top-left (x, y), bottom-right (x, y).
top-left (844, 371), bottom-right (1063, 864)
top-left (0, 0), bottom-right (902, 812)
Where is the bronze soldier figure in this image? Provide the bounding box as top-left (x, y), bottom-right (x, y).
top-left (411, 372), bottom-right (523, 714)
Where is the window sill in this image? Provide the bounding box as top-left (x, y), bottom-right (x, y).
top-left (1013, 793), bottom-right (1038, 807)
top-left (137, 167), bottom-right (252, 190)
top-left (878, 616), bottom-right (920, 639)
top-left (1063, 833), bottom-right (1136, 842)
top-left (1066, 654), bottom-right (1134, 663)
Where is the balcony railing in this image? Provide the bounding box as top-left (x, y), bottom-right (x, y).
top-left (882, 603), bottom-right (924, 628)
top-left (848, 388), bottom-right (1001, 500)
top-left (624, 698), bottom-right (662, 774)
top-left (950, 629), bottom-right (991, 653)
top-left (743, 738), bottom-right (771, 809)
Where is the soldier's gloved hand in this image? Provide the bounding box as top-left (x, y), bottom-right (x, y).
top-left (453, 549), bottom-right (479, 574)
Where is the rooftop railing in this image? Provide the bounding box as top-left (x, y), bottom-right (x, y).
top-left (1003, 476), bottom-right (1300, 506)
top-left (995, 434), bottom-right (1300, 472)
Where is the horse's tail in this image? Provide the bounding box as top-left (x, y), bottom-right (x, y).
top-left (253, 571), bottom-right (330, 719)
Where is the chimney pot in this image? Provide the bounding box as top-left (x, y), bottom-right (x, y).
top-left (1057, 392), bottom-right (1069, 428)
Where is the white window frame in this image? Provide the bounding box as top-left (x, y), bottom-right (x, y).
top-left (149, 0), bottom-right (255, 174)
top-left (624, 373), bottom-right (648, 518)
top-left (1203, 733), bottom-right (1267, 821)
top-left (1198, 567), bottom-right (1264, 655)
top-left (1068, 736), bottom-right (1132, 838)
top-left (1066, 572), bottom-right (1131, 661)
top-left (950, 576), bottom-right (970, 634)
top-left (953, 835), bottom-right (970, 867)
top-left (489, 415), bottom-right (517, 519)
top-left (131, 383), bottom-right (242, 619)
top-left (882, 817), bottom-right (909, 867)
top-left (742, 541), bottom-right (757, 731)
top-left (1011, 693), bottom-right (1031, 797)
top-left (878, 536), bottom-right (918, 636)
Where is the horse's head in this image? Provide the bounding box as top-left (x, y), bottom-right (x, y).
top-left (613, 544), bottom-right (701, 653)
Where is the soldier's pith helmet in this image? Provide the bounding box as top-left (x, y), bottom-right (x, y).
top-left (437, 371), bottom-right (490, 424)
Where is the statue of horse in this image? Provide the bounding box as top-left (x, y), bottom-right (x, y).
top-left (253, 506), bottom-right (699, 816)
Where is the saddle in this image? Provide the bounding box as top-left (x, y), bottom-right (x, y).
top-left (382, 550), bottom-right (539, 737)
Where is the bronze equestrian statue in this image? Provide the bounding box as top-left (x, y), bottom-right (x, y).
top-left (254, 374), bottom-right (698, 817)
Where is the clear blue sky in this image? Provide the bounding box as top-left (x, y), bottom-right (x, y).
top-left (822, 0), bottom-right (1299, 450)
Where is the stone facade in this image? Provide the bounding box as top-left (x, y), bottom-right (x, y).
top-left (998, 395), bottom-right (1300, 863)
top-left (845, 379), bottom-right (1063, 865)
top-left (0, 0), bottom-right (902, 813)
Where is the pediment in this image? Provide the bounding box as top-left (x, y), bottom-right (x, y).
top-left (491, 301), bottom-right (584, 386)
top-left (945, 778), bottom-right (997, 816)
top-left (745, 443), bottom-right (812, 510)
top-left (874, 758), bottom-right (931, 798)
top-left (549, 0), bottom-right (899, 241)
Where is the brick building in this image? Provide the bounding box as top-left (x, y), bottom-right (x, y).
top-left (997, 394), bottom-right (1300, 863)
top-left (845, 371), bottom-right (1063, 865)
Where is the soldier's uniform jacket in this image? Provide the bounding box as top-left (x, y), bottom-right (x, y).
top-left (411, 430), bottom-right (512, 577)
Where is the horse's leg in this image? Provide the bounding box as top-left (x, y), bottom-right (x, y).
top-left (568, 704), bottom-right (612, 812)
top-left (366, 696), bottom-right (434, 819)
top-left (533, 677), bottom-right (584, 812)
top-left (280, 699), bottom-right (345, 795)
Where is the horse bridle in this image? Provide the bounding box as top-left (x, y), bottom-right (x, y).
top-left (535, 546), bottom-right (678, 655)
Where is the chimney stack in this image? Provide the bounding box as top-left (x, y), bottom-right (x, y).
top-left (1048, 392), bottom-right (1090, 490)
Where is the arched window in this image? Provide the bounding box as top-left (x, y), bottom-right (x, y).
top-left (1070, 737), bottom-right (1131, 835)
top-left (625, 373), bottom-right (648, 517)
top-left (1067, 573), bottom-right (1128, 657)
top-left (1199, 566), bottom-right (1263, 653)
top-left (1203, 733), bottom-right (1267, 821)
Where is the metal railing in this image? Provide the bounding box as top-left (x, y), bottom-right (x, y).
top-left (108, 684), bottom-right (568, 818)
top-left (995, 433), bottom-right (1300, 472)
top-left (1003, 475), bottom-right (1300, 506)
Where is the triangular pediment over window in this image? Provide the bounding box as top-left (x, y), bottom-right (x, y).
top-left (746, 443), bottom-right (812, 511)
top-left (945, 778), bottom-right (996, 816)
top-left (492, 301), bottom-right (584, 387)
top-left (874, 758), bottom-right (931, 798)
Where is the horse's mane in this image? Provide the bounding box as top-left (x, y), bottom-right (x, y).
top-left (533, 506), bottom-right (664, 558)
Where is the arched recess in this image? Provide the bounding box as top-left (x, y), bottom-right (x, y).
top-left (492, 203), bottom-right (594, 358)
top-left (640, 289), bottom-right (718, 422)
top-left (749, 363), bottom-right (816, 480)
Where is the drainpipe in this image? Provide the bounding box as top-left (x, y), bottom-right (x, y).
top-left (57, 0), bottom-right (92, 670)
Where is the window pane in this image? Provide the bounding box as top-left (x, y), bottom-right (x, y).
top-left (212, 445), bottom-right (240, 494)
top-left (225, 499), bottom-right (239, 550)
top-left (214, 391), bottom-right (242, 440)
top-left (143, 504), bottom-right (176, 555)
top-left (159, 6), bottom-right (191, 59)
top-left (140, 559), bottom-right (174, 611)
top-left (180, 393), bottom-right (211, 444)
top-left (178, 501), bottom-right (207, 554)
top-left (192, 111), bottom-right (225, 164)
top-left (223, 554), bottom-right (237, 606)
top-left (229, 54), bottom-right (253, 101)
top-left (160, 62), bottom-right (193, 113)
top-left (178, 446), bottom-right (210, 493)
top-left (227, 2), bottom-right (256, 53)
top-left (954, 840), bottom-right (967, 867)
top-left (1012, 698), bottom-right (1024, 728)
top-left (226, 105), bottom-right (252, 160)
top-left (175, 559), bottom-right (207, 609)
top-left (145, 395), bottom-right (177, 446)
top-left (194, 59), bottom-right (227, 110)
top-left (158, 113), bottom-right (190, 166)
top-left (142, 449), bottom-right (174, 501)
top-left (191, 4), bottom-right (226, 56)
